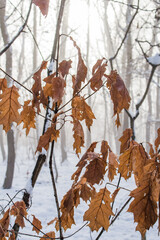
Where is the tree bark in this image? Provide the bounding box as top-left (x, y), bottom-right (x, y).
top-left (0, 0), bottom-right (15, 189)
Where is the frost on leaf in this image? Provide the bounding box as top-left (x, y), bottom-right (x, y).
top-left (106, 70), bottom-right (131, 127)
top-left (72, 119), bottom-right (84, 155)
top-left (69, 37), bottom-right (87, 94)
top-left (33, 0), bottom-right (50, 17)
top-left (83, 187), bottom-right (114, 231)
top-left (37, 124), bottom-right (59, 152)
top-left (19, 100), bottom-right (36, 135)
top-left (0, 78), bottom-right (7, 92)
top-left (10, 201), bottom-right (27, 228)
top-left (72, 96), bottom-right (95, 130)
top-left (0, 86), bottom-right (21, 132)
top-left (32, 215), bottom-right (42, 234)
top-left (119, 128), bottom-right (133, 153)
top-left (90, 59), bottom-right (107, 91)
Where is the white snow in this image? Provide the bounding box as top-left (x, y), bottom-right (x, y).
top-left (0, 148), bottom-right (160, 240)
top-left (147, 53), bottom-right (160, 65)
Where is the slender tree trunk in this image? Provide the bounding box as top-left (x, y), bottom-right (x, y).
top-left (0, 126), bottom-right (6, 161)
top-left (0, 0), bottom-right (15, 189)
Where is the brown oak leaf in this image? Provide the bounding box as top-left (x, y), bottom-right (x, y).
top-left (106, 70), bottom-right (131, 127)
top-left (119, 128), bottom-right (133, 154)
top-left (101, 140), bottom-right (110, 162)
top-left (90, 59), bottom-right (107, 91)
top-left (33, 0), bottom-right (49, 16)
top-left (37, 124), bottom-right (59, 152)
top-left (10, 201), bottom-right (27, 228)
top-left (0, 209), bottom-right (10, 237)
top-left (69, 37), bottom-right (87, 94)
top-left (155, 128), bottom-right (160, 152)
top-left (83, 188), bottom-right (114, 231)
top-left (32, 215), bottom-right (42, 234)
top-left (0, 78), bottom-right (7, 92)
top-left (19, 100), bottom-right (36, 135)
top-left (0, 86), bottom-right (21, 132)
top-left (72, 96), bottom-right (95, 130)
top-left (108, 151), bottom-right (118, 181)
top-left (58, 60), bottom-right (72, 77)
top-left (40, 231), bottom-right (55, 240)
top-left (72, 119), bottom-right (84, 155)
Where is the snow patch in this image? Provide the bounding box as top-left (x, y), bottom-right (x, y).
top-left (41, 147), bottom-right (47, 156)
top-left (25, 178), bottom-right (33, 196)
top-left (147, 53), bottom-right (160, 65)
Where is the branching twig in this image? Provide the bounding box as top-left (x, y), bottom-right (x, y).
top-left (0, 0), bottom-right (32, 56)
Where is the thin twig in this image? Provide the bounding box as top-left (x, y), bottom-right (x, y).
top-left (0, 0), bottom-right (32, 56)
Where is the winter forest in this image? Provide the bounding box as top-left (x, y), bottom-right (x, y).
top-left (0, 0), bottom-right (160, 239)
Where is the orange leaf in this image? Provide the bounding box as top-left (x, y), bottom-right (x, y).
top-left (72, 119), bottom-right (84, 155)
top-left (106, 70), bottom-right (131, 127)
top-left (90, 59), bottom-right (107, 91)
top-left (58, 60), bottom-right (72, 77)
top-left (47, 218), bottom-right (58, 226)
top-left (72, 96), bottom-right (95, 130)
top-left (32, 215), bottom-right (42, 234)
top-left (0, 86), bottom-right (21, 132)
top-left (10, 201), bottom-right (27, 229)
top-left (108, 151), bottom-right (118, 181)
top-left (83, 187), bottom-right (114, 231)
top-left (101, 140), bottom-right (110, 162)
top-left (69, 37), bottom-right (87, 94)
top-left (33, 0), bottom-right (49, 16)
top-left (0, 78), bottom-right (7, 92)
top-left (155, 128), bottom-right (160, 152)
top-left (0, 209), bottom-right (10, 237)
top-left (119, 128), bottom-right (133, 153)
top-left (19, 100), bottom-right (36, 135)
top-left (32, 61), bottom-right (48, 113)
top-left (43, 75), bottom-right (66, 103)
top-left (40, 231), bottom-right (55, 240)
top-left (37, 124), bottom-right (60, 152)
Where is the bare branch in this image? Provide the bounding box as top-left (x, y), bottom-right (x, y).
top-left (0, 0), bottom-right (32, 56)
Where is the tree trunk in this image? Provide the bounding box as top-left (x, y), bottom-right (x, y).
top-left (0, 0), bottom-right (15, 189)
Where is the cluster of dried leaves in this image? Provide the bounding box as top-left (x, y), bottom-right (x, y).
top-left (1, 36), bottom-right (159, 239)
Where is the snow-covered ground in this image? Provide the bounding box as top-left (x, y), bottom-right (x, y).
top-left (0, 145), bottom-right (159, 240)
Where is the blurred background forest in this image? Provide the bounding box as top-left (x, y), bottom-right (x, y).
top-left (0, 0), bottom-right (160, 188)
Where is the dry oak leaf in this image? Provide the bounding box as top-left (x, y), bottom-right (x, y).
top-left (0, 86), bottom-right (21, 132)
top-left (90, 59), bottom-right (107, 91)
top-left (71, 142), bottom-right (98, 182)
top-left (43, 75), bottom-right (66, 103)
top-left (33, 0), bottom-right (49, 16)
top-left (10, 201), bottom-right (27, 228)
top-left (32, 60), bottom-right (48, 113)
top-left (83, 154), bottom-right (106, 185)
top-left (119, 128), bottom-right (133, 154)
top-left (58, 60), bottom-right (72, 77)
top-left (118, 141), bottom-right (147, 181)
top-left (0, 78), bottom-right (7, 92)
top-left (155, 128), bottom-right (160, 152)
top-left (19, 100), bottom-right (36, 135)
top-left (83, 187), bottom-right (114, 231)
top-left (72, 119), bottom-right (84, 155)
top-left (108, 151), bottom-right (118, 181)
top-left (56, 208), bottom-right (75, 231)
top-left (111, 188), bottom-right (120, 202)
top-left (32, 215), bottom-right (42, 234)
top-left (101, 140), bottom-right (110, 162)
top-left (72, 96), bottom-right (95, 130)
top-left (69, 37), bottom-right (87, 94)
top-left (77, 178), bottom-right (96, 202)
top-left (0, 209), bottom-right (10, 237)
top-left (128, 176), bottom-right (158, 236)
top-left (40, 231), bottom-right (55, 240)
top-left (37, 124), bottom-right (59, 152)
top-left (106, 70), bottom-right (131, 127)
